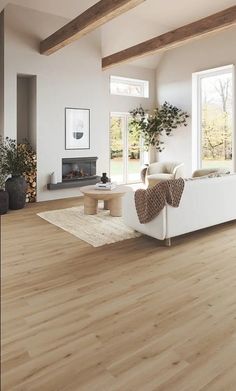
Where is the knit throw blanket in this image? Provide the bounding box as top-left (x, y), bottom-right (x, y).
top-left (135, 178), bottom-right (185, 224)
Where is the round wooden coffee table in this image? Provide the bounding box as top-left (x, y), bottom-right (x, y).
top-left (80, 185), bottom-right (132, 217)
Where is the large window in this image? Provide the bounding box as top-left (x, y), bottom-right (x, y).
top-left (110, 76), bottom-right (149, 98)
top-left (110, 113), bottom-right (148, 184)
top-left (192, 65), bottom-right (234, 172)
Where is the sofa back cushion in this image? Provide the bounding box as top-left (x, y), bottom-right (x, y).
top-left (192, 168), bottom-right (230, 178)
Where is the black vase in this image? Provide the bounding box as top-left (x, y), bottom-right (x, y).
top-left (101, 173), bottom-right (109, 184)
top-left (0, 190), bottom-right (9, 215)
top-left (5, 175), bottom-right (27, 210)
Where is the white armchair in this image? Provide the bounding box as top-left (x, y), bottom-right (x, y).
top-left (141, 161), bottom-right (185, 187)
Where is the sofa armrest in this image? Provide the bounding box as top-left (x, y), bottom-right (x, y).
top-left (173, 163), bottom-right (184, 178)
top-left (141, 165), bottom-right (148, 184)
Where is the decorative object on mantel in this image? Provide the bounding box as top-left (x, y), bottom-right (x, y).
top-left (65, 107), bottom-right (90, 150)
top-left (50, 172), bottom-right (57, 185)
top-left (37, 205), bottom-right (141, 247)
top-left (0, 137), bottom-right (36, 209)
top-left (130, 101), bottom-right (189, 152)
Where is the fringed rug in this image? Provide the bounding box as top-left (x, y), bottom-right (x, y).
top-left (37, 205), bottom-right (141, 247)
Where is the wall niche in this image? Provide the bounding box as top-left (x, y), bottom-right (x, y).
top-left (17, 74), bottom-right (37, 202)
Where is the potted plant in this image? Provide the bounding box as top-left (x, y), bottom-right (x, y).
top-left (130, 101), bottom-right (189, 152)
top-left (0, 137), bottom-right (34, 210)
top-left (0, 168), bottom-right (9, 215)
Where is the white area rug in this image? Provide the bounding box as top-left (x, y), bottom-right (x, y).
top-left (37, 205), bottom-right (141, 247)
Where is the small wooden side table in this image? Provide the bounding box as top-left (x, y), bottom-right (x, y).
top-left (80, 185), bottom-right (132, 217)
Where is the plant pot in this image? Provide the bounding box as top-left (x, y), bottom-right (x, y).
top-left (0, 190), bottom-right (9, 215)
top-left (5, 176), bottom-right (27, 210)
top-left (148, 145), bottom-right (157, 164)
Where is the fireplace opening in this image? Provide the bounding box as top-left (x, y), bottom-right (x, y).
top-left (62, 157), bottom-right (98, 182)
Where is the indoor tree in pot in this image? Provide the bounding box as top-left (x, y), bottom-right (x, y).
top-left (0, 137), bottom-right (34, 210)
top-left (130, 101), bottom-right (189, 152)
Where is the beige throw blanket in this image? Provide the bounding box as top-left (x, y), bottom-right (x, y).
top-left (135, 178), bottom-right (185, 224)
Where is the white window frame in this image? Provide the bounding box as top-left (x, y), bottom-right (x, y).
top-left (110, 76), bottom-right (149, 98)
top-left (192, 64), bottom-right (235, 172)
top-left (109, 112), bottom-right (147, 184)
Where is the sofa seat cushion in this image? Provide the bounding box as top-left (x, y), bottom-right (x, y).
top-left (147, 173), bottom-right (174, 188)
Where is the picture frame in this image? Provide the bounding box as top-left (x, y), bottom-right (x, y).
top-left (65, 107), bottom-right (90, 150)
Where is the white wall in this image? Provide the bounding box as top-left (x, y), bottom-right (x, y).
top-left (3, 4), bottom-right (156, 201)
top-left (156, 27), bottom-right (236, 177)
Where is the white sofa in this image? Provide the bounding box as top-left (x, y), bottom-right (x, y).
top-left (123, 175), bottom-right (236, 245)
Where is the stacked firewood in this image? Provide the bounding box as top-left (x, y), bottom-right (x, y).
top-left (25, 170), bottom-right (37, 203)
top-left (25, 153), bottom-right (37, 203)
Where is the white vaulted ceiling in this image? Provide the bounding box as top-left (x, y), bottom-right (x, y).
top-left (0, 0), bottom-right (235, 68)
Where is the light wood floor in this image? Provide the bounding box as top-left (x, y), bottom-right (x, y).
top-left (1, 197), bottom-right (236, 391)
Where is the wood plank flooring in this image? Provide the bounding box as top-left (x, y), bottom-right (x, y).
top-left (1, 197), bottom-right (236, 391)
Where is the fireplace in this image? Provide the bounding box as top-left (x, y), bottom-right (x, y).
top-left (47, 157), bottom-right (100, 190)
top-left (62, 157), bottom-right (97, 182)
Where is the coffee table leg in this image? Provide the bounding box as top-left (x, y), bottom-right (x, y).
top-left (104, 200), bottom-right (109, 210)
top-left (84, 196), bottom-right (98, 215)
top-left (109, 197), bottom-right (122, 217)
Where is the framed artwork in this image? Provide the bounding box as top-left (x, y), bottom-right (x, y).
top-left (65, 108), bottom-right (90, 150)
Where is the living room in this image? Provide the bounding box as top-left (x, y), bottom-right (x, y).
top-left (1, 1), bottom-right (236, 390)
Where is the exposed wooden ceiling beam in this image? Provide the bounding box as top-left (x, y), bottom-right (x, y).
top-left (40, 0), bottom-right (145, 55)
top-left (102, 6), bottom-right (236, 69)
